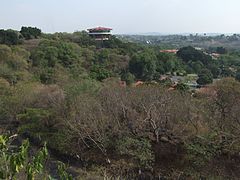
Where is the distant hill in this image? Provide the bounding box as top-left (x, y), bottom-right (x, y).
top-left (117, 32), bottom-right (236, 36)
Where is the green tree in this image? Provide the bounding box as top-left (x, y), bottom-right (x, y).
top-left (129, 51), bottom-right (157, 81)
top-left (189, 61), bottom-right (204, 74)
top-left (157, 52), bottom-right (182, 74)
top-left (116, 137), bottom-right (154, 169)
top-left (235, 70), bottom-right (240, 82)
top-left (221, 67), bottom-right (235, 77)
top-left (177, 46), bottom-right (212, 65)
top-left (90, 65), bottom-right (111, 81)
top-left (121, 72), bottom-right (135, 85)
top-left (0, 29), bottom-right (21, 45)
top-left (207, 63), bottom-right (220, 78)
top-left (197, 69), bottom-right (213, 85)
top-left (176, 82), bottom-right (190, 92)
top-left (216, 47), bottom-right (227, 54)
top-left (64, 31), bottom-right (96, 47)
top-left (20, 27), bottom-right (42, 40)
top-left (31, 40), bottom-right (81, 68)
top-left (211, 78), bottom-right (240, 145)
top-left (0, 45), bottom-right (30, 85)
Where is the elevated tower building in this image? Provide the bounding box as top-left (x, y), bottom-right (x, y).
top-left (87, 27), bottom-right (112, 41)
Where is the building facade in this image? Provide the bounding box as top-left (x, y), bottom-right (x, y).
top-left (87, 27), bottom-right (112, 41)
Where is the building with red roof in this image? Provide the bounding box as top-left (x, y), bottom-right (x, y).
top-left (160, 49), bottom-right (178, 54)
top-left (87, 26), bottom-right (113, 41)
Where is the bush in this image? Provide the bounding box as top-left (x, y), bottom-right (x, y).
top-left (176, 83), bottom-right (190, 92)
top-left (0, 45), bottom-right (30, 84)
top-left (185, 134), bottom-right (220, 168)
top-left (90, 65), bottom-right (111, 81)
top-left (0, 134), bottom-right (72, 179)
top-left (0, 135), bottom-right (48, 179)
top-left (121, 72), bottom-right (135, 85)
top-left (116, 137), bottom-right (154, 169)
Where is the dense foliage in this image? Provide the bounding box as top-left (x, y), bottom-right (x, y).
top-left (0, 29), bottom-right (21, 45)
top-left (1, 27), bottom-right (240, 178)
top-left (20, 27), bottom-right (42, 40)
top-left (0, 135), bottom-right (72, 180)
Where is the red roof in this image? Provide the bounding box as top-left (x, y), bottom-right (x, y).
top-left (87, 27), bottom-right (112, 31)
top-left (134, 81), bottom-right (144, 87)
top-left (160, 49), bottom-right (178, 53)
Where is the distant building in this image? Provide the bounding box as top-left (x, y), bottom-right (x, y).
top-left (87, 27), bottom-right (112, 41)
top-left (210, 53), bottom-right (221, 59)
top-left (160, 49), bottom-right (178, 54)
top-left (170, 76), bottom-right (185, 84)
top-left (134, 81), bottom-right (144, 87)
top-left (194, 47), bottom-right (203, 51)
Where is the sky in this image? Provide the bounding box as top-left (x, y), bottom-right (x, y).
top-left (1, 0), bottom-right (240, 34)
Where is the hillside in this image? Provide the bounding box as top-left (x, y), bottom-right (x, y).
top-left (1, 27), bottom-right (240, 179)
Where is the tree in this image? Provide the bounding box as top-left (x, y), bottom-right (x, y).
top-left (221, 67), bottom-right (235, 77)
top-left (121, 72), bottom-right (135, 85)
top-left (31, 40), bottom-right (81, 68)
top-left (157, 52), bottom-right (182, 74)
top-left (90, 65), bottom-right (111, 81)
top-left (116, 137), bottom-right (154, 169)
top-left (0, 29), bottom-right (21, 45)
top-left (210, 78), bottom-right (240, 147)
top-left (20, 27), bottom-right (42, 40)
top-left (39, 68), bottom-right (55, 84)
top-left (66, 31), bottom-right (96, 47)
top-left (236, 70), bottom-right (240, 82)
top-left (57, 41), bottom-right (80, 67)
top-left (216, 47), bottom-right (227, 54)
top-left (207, 63), bottom-right (220, 78)
top-left (197, 69), bottom-right (213, 85)
top-left (0, 45), bottom-right (29, 85)
top-left (129, 51), bottom-right (157, 81)
top-left (189, 61), bottom-right (204, 74)
top-left (177, 46), bottom-right (212, 65)
top-left (176, 83), bottom-right (189, 92)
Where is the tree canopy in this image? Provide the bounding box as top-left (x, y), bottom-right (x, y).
top-left (20, 26), bottom-right (42, 39)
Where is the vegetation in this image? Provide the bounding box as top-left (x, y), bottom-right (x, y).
top-left (1, 27), bottom-right (240, 178)
top-left (20, 27), bottom-right (42, 40)
top-left (0, 29), bottom-right (21, 45)
top-left (197, 69), bottom-right (213, 85)
top-left (0, 135), bottom-right (72, 180)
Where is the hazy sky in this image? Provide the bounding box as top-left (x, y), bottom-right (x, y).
top-left (1, 0), bottom-right (240, 34)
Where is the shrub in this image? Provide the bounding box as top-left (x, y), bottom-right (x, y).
top-left (121, 72), bottom-right (135, 85)
top-left (116, 137), bottom-right (154, 169)
top-left (0, 134), bottom-right (72, 179)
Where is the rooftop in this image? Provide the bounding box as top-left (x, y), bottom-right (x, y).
top-left (87, 27), bottom-right (112, 32)
top-left (160, 49), bottom-right (178, 54)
